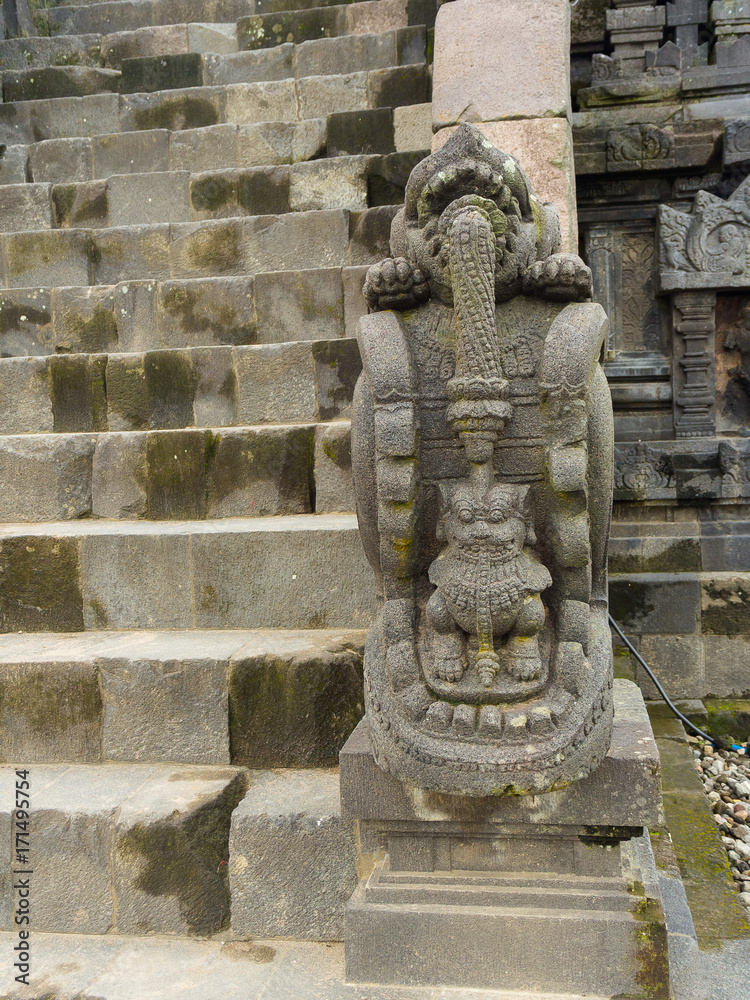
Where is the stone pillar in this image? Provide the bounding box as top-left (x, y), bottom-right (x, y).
top-left (608, 0), bottom-right (667, 75)
top-left (431, 0), bottom-right (577, 252)
top-left (673, 290), bottom-right (717, 437)
top-left (712, 0), bottom-right (750, 65)
top-left (667, 0), bottom-right (709, 66)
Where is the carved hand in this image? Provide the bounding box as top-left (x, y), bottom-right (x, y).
top-left (523, 253), bottom-right (593, 302)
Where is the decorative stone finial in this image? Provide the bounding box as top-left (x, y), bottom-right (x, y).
top-left (352, 125), bottom-right (614, 796)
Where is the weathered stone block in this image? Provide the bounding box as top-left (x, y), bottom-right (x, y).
top-left (102, 24), bottom-right (190, 69)
top-left (290, 157), bottom-right (369, 212)
top-left (238, 8), bottom-right (344, 50)
top-left (0, 434), bottom-right (95, 522)
top-left (0, 101), bottom-right (50, 148)
top-left (170, 219), bottom-right (244, 278)
top-left (120, 88), bottom-right (225, 134)
top-left (48, 94), bottom-right (121, 141)
top-left (191, 516), bottom-right (375, 629)
top-left (254, 267), bottom-right (344, 343)
top-left (29, 138), bottom-right (93, 184)
top-left (327, 108), bottom-right (395, 157)
top-left (119, 53), bottom-right (204, 94)
top-left (234, 342), bottom-right (317, 424)
top-left (312, 338), bottom-right (362, 420)
top-left (293, 118), bottom-right (328, 162)
top-left (367, 64), bottom-right (429, 109)
top-left (50, 0), bottom-right (151, 36)
top-left (704, 634), bottom-right (750, 698)
top-left (100, 645), bottom-right (230, 764)
top-left (190, 166), bottom-right (291, 220)
top-left (206, 425), bottom-right (314, 518)
top-left (244, 209), bottom-right (350, 272)
top-left (170, 123), bottom-right (238, 172)
top-left (609, 573), bottom-right (701, 635)
top-left (81, 531), bottom-right (193, 630)
top-left (238, 120), bottom-right (295, 166)
top-left (3, 67), bottom-right (120, 104)
top-left (146, 429), bottom-right (208, 519)
top-left (225, 80), bottom-right (297, 124)
top-left (297, 72), bottom-right (369, 119)
top-left (92, 432), bottom-right (149, 519)
top-left (0, 658), bottom-right (102, 764)
top-left (0, 356), bottom-right (53, 433)
top-left (51, 286), bottom-right (118, 355)
top-left (203, 46), bottom-right (295, 86)
top-left (0, 144), bottom-right (29, 186)
top-left (157, 277), bottom-right (256, 348)
top-left (50, 354), bottom-right (107, 433)
top-left (90, 224), bottom-right (172, 285)
top-left (113, 766), bottom-right (246, 936)
top-left (0, 183), bottom-right (53, 234)
top-left (143, 348), bottom-right (197, 429)
top-left (93, 130), bottom-right (171, 178)
top-left (108, 171), bottom-right (191, 226)
top-left (434, 118), bottom-right (578, 252)
top-left (343, 264), bottom-right (369, 337)
top-left (315, 421), bottom-right (355, 512)
top-left (228, 769), bottom-right (358, 939)
top-left (192, 346), bottom-right (237, 427)
top-left (0, 288), bottom-right (53, 357)
top-left (347, 205), bottom-right (401, 264)
top-left (105, 353), bottom-right (149, 431)
top-left (701, 573), bottom-right (750, 635)
top-left (297, 32), bottom-right (396, 78)
top-left (52, 181), bottom-right (109, 230)
top-left (347, 0), bottom-right (409, 35)
top-left (636, 635), bottom-right (705, 701)
top-left (393, 102), bottom-right (431, 151)
top-left (188, 22), bottom-right (239, 55)
top-left (0, 535), bottom-right (84, 633)
top-left (111, 280), bottom-right (159, 354)
top-left (432, 0), bottom-right (571, 127)
top-left (228, 630), bottom-right (364, 766)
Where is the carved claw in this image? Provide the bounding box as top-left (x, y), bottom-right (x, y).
top-left (522, 253), bottom-right (593, 302)
top-left (505, 636), bottom-right (542, 681)
top-left (435, 655), bottom-right (465, 684)
top-left (363, 257), bottom-right (431, 312)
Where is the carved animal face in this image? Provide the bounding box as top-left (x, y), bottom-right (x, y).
top-left (443, 484), bottom-right (528, 558)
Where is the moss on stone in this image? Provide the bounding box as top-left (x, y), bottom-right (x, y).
top-left (146, 430), bottom-right (208, 520)
top-left (184, 224), bottom-right (242, 275)
top-left (131, 95), bottom-right (220, 133)
top-left (0, 536), bottom-right (84, 633)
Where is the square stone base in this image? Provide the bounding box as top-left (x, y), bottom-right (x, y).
top-left (340, 681), bottom-right (670, 997)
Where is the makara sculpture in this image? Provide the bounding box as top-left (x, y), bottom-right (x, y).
top-left (352, 124), bottom-right (615, 796)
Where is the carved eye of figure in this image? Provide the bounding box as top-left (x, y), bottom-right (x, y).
top-left (457, 507), bottom-right (474, 524)
top-left (487, 507), bottom-right (506, 523)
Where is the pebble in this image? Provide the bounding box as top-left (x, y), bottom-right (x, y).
top-left (693, 735), bottom-right (750, 915)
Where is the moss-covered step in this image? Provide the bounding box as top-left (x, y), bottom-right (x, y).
top-left (0, 268), bottom-right (369, 356)
top-left (0, 512), bottom-right (374, 631)
top-left (0, 34), bottom-right (104, 72)
top-left (0, 66), bottom-right (431, 145)
top-left (0, 339), bottom-right (360, 433)
top-left (37, 153), bottom-right (418, 228)
top-left (0, 421), bottom-right (355, 521)
top-left (0, 627), bottom-right (365, 766)
top-left (0, 762), bottom-right (247, 935)
top-left (118, 26), bottom-right (425, 92)
top-left (0, 206), bottom-right (398, 287)
top-left (237, 0), bottom-right (411, 49)
top-left (648, 708), bottom-right (750, 947)
top-left (2, 66), bottom-right (121, 103)
top-left (704, 700), bottom-right (750, 743)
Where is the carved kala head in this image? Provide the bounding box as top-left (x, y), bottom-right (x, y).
top-left (441, 483), bottom-right (533, 560)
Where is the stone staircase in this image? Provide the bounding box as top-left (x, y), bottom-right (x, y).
top-left (0, 0), bottom-right (436, 947)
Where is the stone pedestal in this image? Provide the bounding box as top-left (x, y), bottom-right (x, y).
top-left (340, 680), bottom-right (670, 997)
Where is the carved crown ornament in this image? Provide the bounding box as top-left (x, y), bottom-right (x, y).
top-left (658, 175), bottom-right (750, 292)
top-left (351, 125), bottom-right (615, 796)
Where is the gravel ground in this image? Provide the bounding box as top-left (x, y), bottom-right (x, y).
top-left (693, 735), bottom-right (750, 914)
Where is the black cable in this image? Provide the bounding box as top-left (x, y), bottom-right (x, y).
top-left (608, 613), bottom-right (744, 753)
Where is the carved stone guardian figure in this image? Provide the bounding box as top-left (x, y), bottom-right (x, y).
top-left (351, 124), bottom-right (616, 796)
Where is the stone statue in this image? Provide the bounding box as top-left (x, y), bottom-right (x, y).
top-left (351, 124), bottom-right (615, 796)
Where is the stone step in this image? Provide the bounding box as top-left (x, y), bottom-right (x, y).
top-left (0, 269), bottom-right (369, 356)
top-left (0, 627), bottom-right (365, 765)
top-left (2, 27), bottom-right (426, 102)
top-left (236, 0), bottom-right (429, 51)
top-left (0, 206), bottom-right (398, 287)
top-left (0, 153), bottom-right (421, 230)
top-left (0, 339), bottom-right (359, 433)
top-left (0, 762), bottom-right (248, 935)
top-left (0, 513), bottom-right (374, 632)
top-left (0, 33), bottom-right (104, 72)
top-left (0, 67), bottom-right (430, 145)
top-left (2, 105), bottom-right (430, 186)
top-left (0, 420), bottom-right (354, 521)
top-left (36, 0), bottom-right (360, 37)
